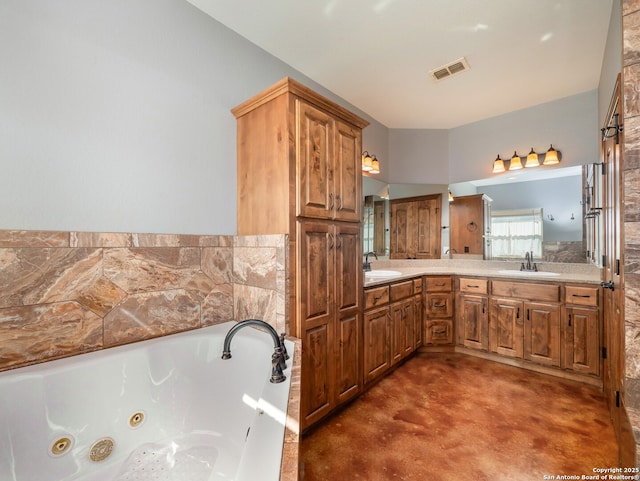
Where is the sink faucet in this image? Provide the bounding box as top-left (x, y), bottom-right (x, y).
top-left (363, 251), bottom-right (378, 271)
top-left (221, 319), bottom-right (288, 383)
top-left (521, 251), bottom-right (538, 271)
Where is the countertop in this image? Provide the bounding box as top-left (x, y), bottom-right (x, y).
top-left (363, 259), bottom-right (602, 288)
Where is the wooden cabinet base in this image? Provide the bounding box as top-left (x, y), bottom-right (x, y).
top-left (454, 346), bottom-right (602, 388)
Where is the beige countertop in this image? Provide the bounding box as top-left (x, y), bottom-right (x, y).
top-left (363, 259), bottom-right (602, 288)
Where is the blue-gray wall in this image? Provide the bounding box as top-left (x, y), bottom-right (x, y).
top-left (0, 0), bottom-right (385, 235)
top-left (0, 0), bottom-right (621, 235)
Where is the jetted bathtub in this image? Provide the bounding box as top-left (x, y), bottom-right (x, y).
top-left (0, 321), bottom-right (295, 481)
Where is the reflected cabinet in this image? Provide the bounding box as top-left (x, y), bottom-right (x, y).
top-left (389, 194), bottom-right (442, 259)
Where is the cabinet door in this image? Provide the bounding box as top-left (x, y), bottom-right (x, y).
top-left (414, 294), bottom-right (423, 349)
top-left (563, 306), bottom-right (600, 376)
top-left (334, 223), bottom-right (362, 403)
top-left (390, 201), bottom-right (413, 259)
top-left (298, 220), bottom-right (335, 426)
top-left (459, 294), bottom-right (488, 350)
top-left (296, 100), bottom-right (334, 219)
top-left (390, 300), bottom-right (406, 365)
top-left (489, 298), bottom-right (523, 358)
top-left (336, 310), bottom-right (361, 404)
top-left (364, 306), bottom-right (391, 384)
top-left (415, 198), bottom-right (441, 258)
top-left (524, 302), bottom-right (561, 367)
top-left (333, 120), bottom-right (361, 222)
top-left (403, 298), bottom-right (415, 357)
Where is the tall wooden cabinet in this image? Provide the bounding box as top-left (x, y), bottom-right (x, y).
top-left (232, 78), bottom-right (369, 430)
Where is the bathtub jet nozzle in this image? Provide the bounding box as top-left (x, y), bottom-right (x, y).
top-left (221, 319), bottom-right (287, 383)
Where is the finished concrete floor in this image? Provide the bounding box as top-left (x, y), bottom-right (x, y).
top-left (300, 352), bottom-right (618, 481)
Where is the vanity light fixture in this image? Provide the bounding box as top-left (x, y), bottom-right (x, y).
top-left (525, 148), bottom-right (539, 168)
top-left (492, 155), bottom-right (506, 173)
top-left (369, 155), bottom-right (380, 174)
top-left (492, 145), bottom-right (561, 174)
top-left (362, 151), bottom-right (380, 174)
top-left (509, 151), bottom-right (523, 170)
top-left (362, 151), bottom-right (373, 172)
top-left (448, 191), bottom-right (454, 202)
top-left (543, 145), bottom-right (560, 165)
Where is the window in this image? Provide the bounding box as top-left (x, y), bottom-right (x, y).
top-left (490, 208), bottom-right (543, 258)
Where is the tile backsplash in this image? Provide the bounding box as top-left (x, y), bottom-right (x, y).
top-left (0, 230), bottom-right (288, 371)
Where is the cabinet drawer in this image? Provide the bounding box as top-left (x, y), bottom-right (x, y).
top-left (492, 280), bottom-right (560, 302)
top-left (565, 286), bottom-right (599, 307)
top-left (425, 319), bottom-right (454, 345)
top-left (426, 276), bottom-right (452, 292)
top-left (426, 293), bottom-right (454, 318)
top-left (413, 277), bottom-right (423, 294)
top-left (459, 277), bottom-right (488, 295)
top-left (365, 286), bottom-right (390, 309)
top-left (390, 280), bottom-right (414, 301)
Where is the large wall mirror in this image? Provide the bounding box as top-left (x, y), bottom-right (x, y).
top-left (363, 163), bottom-right (603, 264)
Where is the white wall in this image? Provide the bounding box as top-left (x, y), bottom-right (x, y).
top-left (0, 0), bottom-right (385, 235)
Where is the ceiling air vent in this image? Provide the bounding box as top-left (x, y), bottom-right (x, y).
top-left (429, 57), bottom-right (470, 82)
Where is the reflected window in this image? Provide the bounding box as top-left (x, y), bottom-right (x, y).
top-left (491, 208), bottom-right (543, 258)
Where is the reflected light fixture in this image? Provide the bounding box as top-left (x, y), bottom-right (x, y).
top-left (525, 148), bottom-right (539, 168)
top-left (492, 155), bottom-right (506, 173)
top-left (543, 144), bottom-right (559, 165)
top-left (448, 191), bottom-right (454, 202)
top-left (509, 151), bottom-right (523, 170)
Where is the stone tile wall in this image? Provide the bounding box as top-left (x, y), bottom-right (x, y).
top-left (0, 229), bottom-right (288, 372)
top-left (624, 0), bottom-right (640, 463)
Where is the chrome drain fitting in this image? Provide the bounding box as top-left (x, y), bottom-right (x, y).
top-left (89, 437), bottom-right (114, 462)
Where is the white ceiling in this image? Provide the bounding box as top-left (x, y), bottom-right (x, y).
top-left (185, 0), bottom-right (614, 129)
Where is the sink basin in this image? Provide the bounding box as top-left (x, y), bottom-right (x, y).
top-left (365, 270), bottom-right (403, 278)
top-left (498, 269), bottom-right (561, 277)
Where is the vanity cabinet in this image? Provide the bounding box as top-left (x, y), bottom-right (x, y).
top-left (363, 277), bottom-right (422, 384)
top-left (424, 276), bottom-right (455, 345)
top-left (456, 278), bottom-right (489, 350)
top-left (389, 195), bottom-right (442, 259)
top-left (390, 280), bottom-right (416, 365)
top-left (363, 285), bottom-right (391, 384)
top-left (562, 285), bottom-right (600, 376)
top-left (490, 280), bottom-right (561, 367)
top-left (413, 278), bottom-right (424, 349)
top-left (232, 77), bottom-right (369, 430)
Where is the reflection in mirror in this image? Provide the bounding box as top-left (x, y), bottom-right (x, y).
top-left (363, 177), bottom-right (449, 259)
top-left (363, 165), bottom-right (599, 264)
top-left (449, 165), bottom-right (587, 263)
top-left (363, 176), bottom-right (390, 257)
